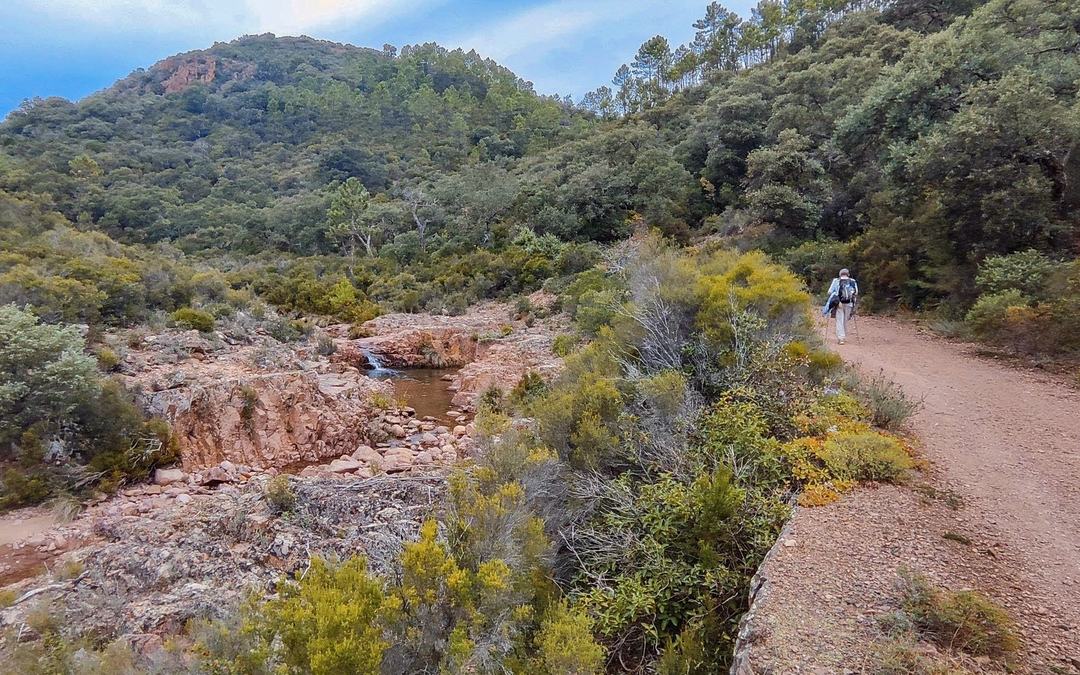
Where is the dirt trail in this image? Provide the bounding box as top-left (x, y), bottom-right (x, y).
top-left (742, 316), bottom-right (1080, 672)
top-left (842, 316), bottom-right (1080, 620)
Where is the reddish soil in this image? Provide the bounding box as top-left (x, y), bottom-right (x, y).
top-left (743, 316), bottom-right (1080, 673)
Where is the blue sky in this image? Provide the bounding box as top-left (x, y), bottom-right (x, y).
top-left (0, 0), bottom-right (755, 118)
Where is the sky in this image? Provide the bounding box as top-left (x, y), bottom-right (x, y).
top-left (0, 0), bottom-right (756, 118)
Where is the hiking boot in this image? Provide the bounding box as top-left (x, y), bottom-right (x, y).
top-left (838, 339), bottom-right (845, 345)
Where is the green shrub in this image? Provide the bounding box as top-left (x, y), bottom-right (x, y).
top-left (266, 317), bottom-right (302, 343)
top-left (0, 305), bottom-right (98, 447)
top-left (580, 469), bottom-right (749, 665)
top-left (551, 333), bottom-right (578, 357)
top-left (370, 391), bottom-right (394, 410)
top-left (171, 307), bottom-right (215, 333)
top-left (783, 238), bottom-right (851, 292)
top-left (95, 346), bottom-right (121, 372)
top-left (0, 467), bottom-right (52, 509)
top-left (657, 623), bottom-right (711, 675)
top-left (264, 475), bottom-right (296, 513)
top-left (819, 431), bottom-right (914, 482)
top-left (535, 601), bottom-right (605, 674)
top-left (975, 250), bottom-right (1059, 297)
top-left (964, 289), bottom-right (1029, 341)
top-left (1, 306), bottom-right (176, 505)
top-left (514, 296), bottom-right (534, 319)
top-left (510, 371), bottom-right (546, 406)
top-left (896, 568), bottom-right (1019, 659)
top-left (200, 557), bottom-right (388, 674)
top-left (573, 289), bottom-right (619, 336)
top-left (239, 386), bottom-right (258, 431)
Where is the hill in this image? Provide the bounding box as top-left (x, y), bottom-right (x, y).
top-left (0, 34), bottom-right (592, 252)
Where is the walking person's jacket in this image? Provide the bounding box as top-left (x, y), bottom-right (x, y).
top-left (822, 277), bottom-right (858, 316)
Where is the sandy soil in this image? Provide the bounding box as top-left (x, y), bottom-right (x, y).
top-left (0, 513), bottom-right (57, 547)
top-left (743, 316), bottom-right (1080, 673)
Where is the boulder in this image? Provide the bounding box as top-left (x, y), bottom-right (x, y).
top-left (383, 448), bottom-right (414, 473)
top-left (154, 468), bottom-right (187, 486)
top-left (352, 445), bottom-right (384, 471)
top-left (198, 466), bottom-right (231, 486)
top-left (329, 457), bottom-right (363, 473)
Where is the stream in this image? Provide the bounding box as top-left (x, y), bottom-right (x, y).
top-left (361, 348), bottom-right (459, 422)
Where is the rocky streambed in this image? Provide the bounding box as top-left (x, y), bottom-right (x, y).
top-left (0, 295), bottom-right (567, 657)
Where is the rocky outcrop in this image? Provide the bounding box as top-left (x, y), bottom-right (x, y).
top-left (332, 299), bottom-right (569, 411)
top-left (450, 335), bottom-right (563, 410)
top-left (337, 328), bottom-right (478, 369)
top-left (0, 474), bottom-right (446, 641)
top-left (161, 55), bottom-right (217, 93)
top-left (149, 52), bottom-right (256, 94)
top-left (120, 328), bottom-right (393, 472)
top-left (142, 369), bottom-right (387, 471)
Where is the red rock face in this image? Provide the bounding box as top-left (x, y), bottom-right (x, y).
top-left (161, 55), bottom-right (217, 94)
top-left (143, 370), bottom-right (385, 471)
top-left (119, 328), bottom-right (394, 472)
top-left (331, 300), bottom-right (568, 411)
top-left (337, 328), bottom-right (478, 369)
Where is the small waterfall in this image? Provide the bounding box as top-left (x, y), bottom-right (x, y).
top-left (363, 349), bottom-right (383, 370)
top-left (361, 348), bottom-right (398, 378)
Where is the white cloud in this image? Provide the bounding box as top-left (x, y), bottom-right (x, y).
top-left (14, 0), bottom-right (425, 36)
top-left (447, 0), bottom-right (703, 64)
top-left (452, 3), bottom-right (606, 62)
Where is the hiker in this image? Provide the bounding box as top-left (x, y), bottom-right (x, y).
top-left (823, 268), bottom-right (858, 344)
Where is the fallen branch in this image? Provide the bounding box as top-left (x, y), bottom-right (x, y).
top-left (8, 572), bottom-right (89, 608)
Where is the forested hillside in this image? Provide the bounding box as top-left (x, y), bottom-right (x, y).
top-left (3, 0), bottom-right (1078, 356)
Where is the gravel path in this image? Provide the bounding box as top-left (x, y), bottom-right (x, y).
top-left (741, 316), bottom-right (1080, 672)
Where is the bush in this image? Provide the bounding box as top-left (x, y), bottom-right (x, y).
top-left (657, 623), bottom-right (713, 675)
top-left (0, 468), bottom-right (51, 509)
top-left (1, 306), bottom-right (177, 506)
top-left (199, 557), bottom-right (388, 674)
top-left (819, 431), bottom-right (914, 482)
top-left (266, 317), bottom-right (302, 343)
top-left (854, 371), bottom-right (921, 430)
top-left (896, 568), bottom-right (1019, 659)
top-left (95, 345), bottom-right (121, 372)
top-left (0, 304), bottom-right (98, 447)
top-left (551, 333), bottom-right (578, 357)
top-left (370, 391), bottom-right (395, 410)
top-left (510, 371), bottom-right (546, 406)
top-left (975, 250), bottom-right (1059, 297)
top-left (783, 238), bottom-right (851, 293)
top-left (535, 601), bottom-right (605, 674)
top-left (964, 289), bottom-right (1029, 341)
top-left (239, 386), bottom-right (258, 431)
top-left (264, 475), bottom-right (296, 513)
top-left (171, 307), bottom-right (215, 333)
